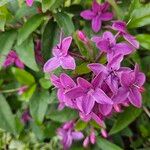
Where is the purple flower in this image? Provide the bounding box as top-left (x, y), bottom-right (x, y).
top-left (21, 110), bottom-right (31, 123)
top-left (120, 64), bottom-right (145, 107)
top-left (80, 1), bottom-right (113, 32)
top-left (18, 86), bottom-right (28, 95)
top-left (92, 31), bottom-right (134, 61)
top-left (26, 0), bottom-right (34, 7)
top-left (57, 121), bottom-right (84, 150)
top-left (50, 73), bottom-right (77, 110)
top-left (3, 50), bottom-right (24, 69)
top-left (43, 36), bottom-right (76, 73)
top-left (112, 21), bottom-right (139, 48)
top-left (65, 72), bottom-right (113, 115)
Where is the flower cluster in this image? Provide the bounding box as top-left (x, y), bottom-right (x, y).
top-left (43, 0), bottom-right (146, 149)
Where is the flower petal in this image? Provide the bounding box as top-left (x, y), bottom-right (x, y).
top-left (92, 16), bottom-right (101, 32)
top-left (128, 88), bottom-right (142, 108)
top-left (92, 88), bottom-right (113, 104)
top-left (15, 59), bottom-right (24, 69)
top-left (112, 20), bottom-right (127, 32)
top-left (92, 72), bottom-right (104, 88)
top-left (50, 74), bottom-right (62, 88)
top-left (26, 0), bottom-right (34, 7)
top-left (77, 77), bottom-right (92, 90)
top-left (136, 73), bottom-right (146, 86)
top-left (72, 132), bottom-right (84, 140)
top-left (103, 31), bottom-right (115, 44)
top-left (61, 55), bottom-right (76, 70)
top-left (97, 39), bottom-right (110, 52)
top-left (99, 104), bottom-right (112, 116)
top-left (43, 57), bottom-right (60, 72)
top-left (92, 0), bottom-right (101, 12)
top-left (100, 12), bottom-right (113, 21)
top-left (80, 10), bottom-right (95, 20)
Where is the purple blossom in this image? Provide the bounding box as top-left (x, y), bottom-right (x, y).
top-left (111, 20), bottom-right (139, 48)
top-left (120, 64), bottom-right (145, 108)
top-left (50, 73), bottom-right (77, 110)
top-left (57, 121), bottom-right (84, 150)
top-left (80, 1), bottom-right (113, 32)
top-left (65, 72), bottom-right (113, 115)
top-left (26, 0), bottom-right (34, 7)
top-left (3, 50), bottom-right (24, 69)
top-left (92, 31), bottom-right (134, 61)
top-left (21, 110), bottom-right (31, 123)
top-left (18, 86), bottom-right (28, 95)
top-left (43, 36), bottom-right (76, 73)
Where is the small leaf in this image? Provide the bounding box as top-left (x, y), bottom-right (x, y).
top-left (49, 108), bottom-right (78, 123)
top-left (109, 106), bottom-right (142, 135)
top-left (0, 0), bottom-right (12, 7)
top-left (15, 37), bottom-right (39, 71)
top-left (97, 137), bottom-right (123, 150)
top-left (74, 63), bottom-right (90, 75)
top-left (0, 94), bottom-right (17, 135)
top-left (54, 12), bottom-right (75, 36)
top-left (136, 34), bottom-right (150, 50)
top-left (0, 15), bottom-right (6, 31)
top-left (75, 120), bottom-right (87, 131)
top-left (39, 78), bottom-right (52, 89)
top-left (30, 90), bottom-right (50, 124)
top-left (17, 14), bottom-right (44, 45)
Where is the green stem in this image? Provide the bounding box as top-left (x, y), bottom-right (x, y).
top-left (0, 88), bottom-right (20, 94)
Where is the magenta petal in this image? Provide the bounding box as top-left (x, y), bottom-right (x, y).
top-left (50, 74), bottom-right (62, 88)
top-left (80, 10), bottom-right (95, 20)
top-left (60, 73), bottom-right (76, 89)
top-left (97, 39), bottom-right (110, 52)
top-left (100, 12), bottom-right (113, 21)
top-left (91, 36), bottom-right (101, 43)
top-left (123, 33), bottom-right (139, 49)
top-left (99, 104), bottom-right (112, 116)
top-left (26, 0), bottom-right (34, 7)
top-left (92, 16), bottom-right (101, 32)
top-left (128, 88), bottom-right (142, 108)
top-left (92, 88), bottom-right (113, 104)
top-left (103, 31), bottom-right (115, 44)
top-left (83, 137), bottom-right (89, 148)
top-left (72, 132), bottom-right (84, 140)
top-left (136, 73), bottom-right (146, 86)
top-left (15, 59), bottom-right (24, 69)
top-left (92, 72), bottom-right (104, 88)
top-left (112, 20), bottom-right (127, 32)
top-left (43, 57), bottom-right (60, 72)
top-left (65, 87), bottom-right (85, 99)
top-left (77, 77), bottom-right (92, 90)
top-left (114, 42), bottom-right (134, 55)
top-left (61, 55), bottom-right (76, 70)
top-left (92, 0), bottom-right (101, 12)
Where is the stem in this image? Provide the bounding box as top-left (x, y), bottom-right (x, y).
top-left (95, 52), bottom-right (104, 62)
top-left (69, 52), bottom-right (89, 62)
top-left (143, 106), bottom-right (150, 118)
top-left (0, 88), bottom-right (21, 94)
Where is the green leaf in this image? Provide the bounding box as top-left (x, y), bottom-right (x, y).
top-left (11, 67), bottom-right (35, 85)
top-left (0, 30), bottom-right (17, 69)
top-left (17, 14), bottom-right (44, 45)
top-left (109, 106), bottom-right (142, 135)
top-left (128, 4), bottom-right (150, 28)
top-left (54, 12), bottom-right (75, 36)
top-left (136, 34), bottom-right (150, 50)
top-left (0, 0), bottom-right (12, 7)
top-left (106, 0), bottom-right (122, 19)
top-left (39, 78), bottom-right (52, 89)
top-left (30, 90), bottom-right (50, 124)
top-left (75, 120), bottom-right (87, 131)
top-left (41, 19), bottom-right (59, 60)
top-left (0, 94), bottom-right (17, 135)
top-left (97, 137), bottom-right (123, 150)
top-left (0, 15), bottom-right (6, 31)
top-left (49, 108), bottom-right (78, 122)
top-left (15, 37), bottom-right (39, 71)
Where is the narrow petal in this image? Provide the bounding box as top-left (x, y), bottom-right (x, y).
top-left (98, 104), bottom-right (112, 116)
top-left (91, 36), bottom-right (101, 43)
top-left (77, 77), bottom-right (92, 90)
top-left (97, 39), bottom-right (110, 52)
top-left (123, 33), bottom-right (139, 49)
top-left (72, 132), bottom-right (84, 140)
top-left (65, 87), bottom-right (85, 99)
top-left (92, 0), bottom-right (101, 12)
top-left (136, 73), bottom-right (146, 86)
top-left (60, 73), bottom-right (76, 89)
top-left (26, 0), bottom-right (34, 7)
top-left (52, 46), bottom-right (61, 57)
top-left (88, 63), bottom-right (107, 75)
top-left (50, 74), bottom-right (62, 88)
top-left (80, 10), bottom-right (95, 20)
top-left (92, 88), bottom-right (113, 104)
top-left (100, 12), bottom-right (113, 21)
top-left (92, 16), bottom-right (101, 32)
top-left (112, 20), bottom-right (127, 32)
top-left (92, 72), bottom-right (104, 88)
top-left (83, 137), bottom-right (89, 148)
top-left (103, 31), bottom-right (115, 44)
top-left (128, 88), bottom-right (142, 108)
top-left (61, 55), bottom-right (76, 70)
top-left (43, 57), bottom-right (60, 72)
top-left (15, 59), bottom-right (24, 69)
top-left (113, 42), bottom-right (134, 55)
top-left (61, 36), bottom-right (72, 55)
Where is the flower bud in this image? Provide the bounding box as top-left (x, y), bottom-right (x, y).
top-left (77, 30), bottom-right (88, 43)
top-left (101, 129), bottom-right (108, 138)
top-left (83, 137), bottom-right (89, 148)
top-left (90, 130), bottom-right (96, 144)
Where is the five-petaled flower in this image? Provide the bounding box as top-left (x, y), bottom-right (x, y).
top-left (43, 36), bottom-right (76, 73)
top-left (80, 0), bottom-right (113, 32)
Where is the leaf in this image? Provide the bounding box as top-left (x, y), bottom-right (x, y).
top-left (39, 78), bottom-right (52, 89)
top-left (0, 15), bottom-right (6, 31)
top-left (74, 63), bottom-right (90, 75)
top-left (109, 106), bottom-right (142, 135)
top-left (30, 90), bottom-right (50, 124)
top-left (49, 108), bottom-right (78, 123)
top-left (54, 12), bottom-right (75, 36)
top-left (0, 30), bottom-right (17, 70)
top-left (11, 67), bottom-right (35, 85)
top-left (97, 137), bottom-right (123, 150)
top-left (128, 4), bottom-right (150, 28)
top-left (0, 94), bottom-right (17, 135)
top-left (0, 0), bottom-right (12, 7)
top-left (41, 19), bottom-right (59, 60)
top-left (17, 14), bottom-right (44, 45)
top-left (136, 34), bottom-right (150, 50)
top-left (106, 0), bottom-right (122, 19)
top-left (15, 37), bottom-right (39, 71)
top-left (75, 120), bottom-right (87, 131)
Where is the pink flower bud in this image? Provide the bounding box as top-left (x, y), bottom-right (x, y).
top-left (77, 30), bottom-right (87, 43)
top-left (90, 130), bottom-right (96, 144)
top-left (18, 86), bottom-right (28, 95)
top-left (83, 137), bottom-right (89, 148)
top-left (114, 104), bottom-right (122, 112)
top-left (101, 129), bottom-right (108, 138)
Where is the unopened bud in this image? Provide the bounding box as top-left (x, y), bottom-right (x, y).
top-left (90, 130), bottom-right (96, 144)
top-left (101, 129), bottom-right (107, 138)
top-left (83, 137), bottom-right (89, 148)
top-left (77, 30), bottom-right (88, 43)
